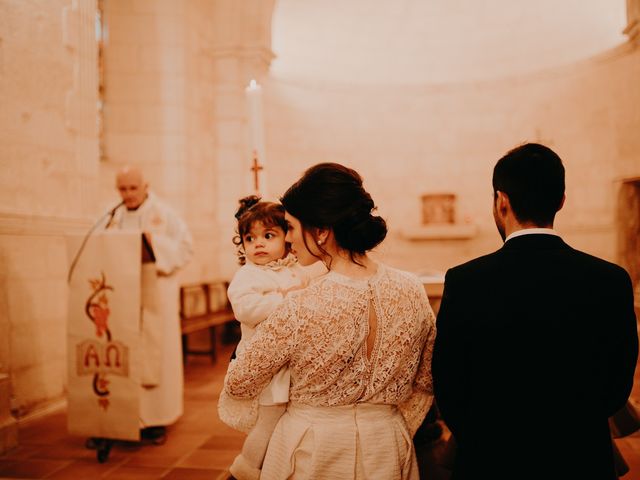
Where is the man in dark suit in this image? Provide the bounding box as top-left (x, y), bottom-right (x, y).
top-left (432, 143), bottom-right (638, 479)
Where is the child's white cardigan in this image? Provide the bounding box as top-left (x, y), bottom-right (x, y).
top-left (218, 254), bottom-right (321, 432)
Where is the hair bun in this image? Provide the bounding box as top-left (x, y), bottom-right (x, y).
top-left (235, 195), bottom-right (261, 220)
top-left (280, 162), bottom-right (388, 258)
top-left (337, 213), bottom-right (387, 253)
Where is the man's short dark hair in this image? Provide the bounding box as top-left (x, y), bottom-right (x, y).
top-left (493, 143), bottom-right (565, 226)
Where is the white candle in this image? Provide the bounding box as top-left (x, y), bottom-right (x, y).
top-left (245, 79), bottom-right (267, 196)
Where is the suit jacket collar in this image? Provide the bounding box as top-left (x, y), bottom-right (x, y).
top-left (501, 233), bottom-right (569, 251)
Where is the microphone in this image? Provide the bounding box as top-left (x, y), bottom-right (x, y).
top-left (67, 201), bottom-right (125, 283)
top-left (104, 200), bottom-right (124, 229)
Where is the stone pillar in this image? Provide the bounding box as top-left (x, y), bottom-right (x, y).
top-left (208, 0), bottom-right (276, 279)
top-left (100, 1), bottom-right (230, 283)
top-left (101, 0), bottom-right (189, 200)
top-left (0, 0), bottom-right (99, 423)
top-left (63, 0), bottom-right (101, 213)
top-left (211, 49), bottom-right (275, 278)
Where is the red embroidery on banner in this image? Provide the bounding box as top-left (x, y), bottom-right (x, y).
top-left (77, 272), bottom-right (130, 410)
top-left (86, 273), bottom-right (113, 341)
top-left (89, 303), bottom-right (110, 338)
top-left (83, 343), bottom-right (101, 368)
top-left (77, 340), bottom-right (129, 376)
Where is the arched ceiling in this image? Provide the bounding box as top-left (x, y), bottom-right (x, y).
top-left (271, 0), bottom-right (627, 85)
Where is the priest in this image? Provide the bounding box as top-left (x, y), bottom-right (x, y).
top-left (105, 165), bottom-right (193, 443)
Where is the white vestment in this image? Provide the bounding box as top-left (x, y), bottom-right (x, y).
top-left (107, 192), bottom-right (193, 427)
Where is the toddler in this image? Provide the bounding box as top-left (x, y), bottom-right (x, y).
top-left (219, 195), bottom-right (319, 480)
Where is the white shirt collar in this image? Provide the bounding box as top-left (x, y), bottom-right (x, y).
top-left (505, 228), bottom-right (560, 243)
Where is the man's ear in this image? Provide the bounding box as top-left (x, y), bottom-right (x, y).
top-left (557, 194), bottom-right (566, 212)
top-left (495, 191), bottom-right (510, 215)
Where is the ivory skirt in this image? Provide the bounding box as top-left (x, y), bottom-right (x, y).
top-left (261, 402), bottom-right (419, 480)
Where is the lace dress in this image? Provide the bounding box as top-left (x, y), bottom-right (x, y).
top-left (225, 263), bottom-right (436, 479)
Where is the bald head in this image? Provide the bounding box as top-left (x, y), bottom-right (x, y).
top-left (116, 166), bottom-right (149, 210)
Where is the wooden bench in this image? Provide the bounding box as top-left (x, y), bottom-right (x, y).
top-left (179, 281), bottom-right (237, 363)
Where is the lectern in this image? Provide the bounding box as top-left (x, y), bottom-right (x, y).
top-left (66, 231), bottom-right (159, 461)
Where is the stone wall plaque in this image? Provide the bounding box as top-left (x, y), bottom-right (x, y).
top-left (421, 193), bottom-right (456, 225)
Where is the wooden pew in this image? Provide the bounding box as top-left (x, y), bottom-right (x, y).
top-left (179, 281), bottom-right (236, 363)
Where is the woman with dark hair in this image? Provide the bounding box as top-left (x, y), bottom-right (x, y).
top-left (225, 163), bottom-right (436, 479)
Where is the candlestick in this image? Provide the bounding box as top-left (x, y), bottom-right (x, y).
top-left (245, 79), bottom-right (266, 196)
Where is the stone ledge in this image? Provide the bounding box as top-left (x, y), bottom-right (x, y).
top-left (0, 211), bottom-right (92, 236)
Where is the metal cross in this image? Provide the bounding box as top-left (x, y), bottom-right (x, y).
top-left (250, 151), bottom-right (264, 192)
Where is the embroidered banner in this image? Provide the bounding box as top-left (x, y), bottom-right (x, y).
top-left (66, 231), bottom-right (141, 441)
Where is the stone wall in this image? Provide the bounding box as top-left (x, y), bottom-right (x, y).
top-left (263, 44), bottom-right (640, 274)
top-left (98, 0), bottom-right (218, 283)
top-left (0, 0), bottom-right (100, 415)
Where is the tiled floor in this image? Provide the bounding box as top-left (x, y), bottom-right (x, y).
top-left (2, 342), bottom-right (640, 479)
top-left (0, 344), bottom-right (244, 480)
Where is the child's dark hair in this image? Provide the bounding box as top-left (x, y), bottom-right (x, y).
top-left (280, 163), bottom-right (387, 267)
top-left (232, 195), bottom-right (288, 265)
